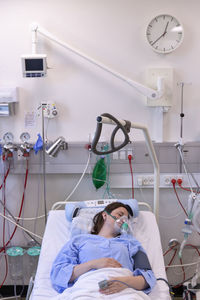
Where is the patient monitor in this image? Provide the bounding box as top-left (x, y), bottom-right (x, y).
top-left (21, 54), bottom-right (47, 77)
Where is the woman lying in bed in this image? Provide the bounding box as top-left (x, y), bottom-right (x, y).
top-left (50, 202), bottom-right (156, 296)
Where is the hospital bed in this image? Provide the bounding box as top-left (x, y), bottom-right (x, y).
top-left (29, 199), bottom-right (171, 300)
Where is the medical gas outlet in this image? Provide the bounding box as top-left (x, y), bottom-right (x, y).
top-left (43, 103), bottom-right (58, 118)
top-left (163, 175), bottom-right (183, 186)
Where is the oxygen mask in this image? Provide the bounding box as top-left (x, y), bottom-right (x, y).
top-left (114, 216), bottom-right (130, 234)
top-left (104, 210), bottom-right (131, 235)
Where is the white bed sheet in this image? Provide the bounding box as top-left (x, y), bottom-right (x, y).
top-left (30, 210), bottom-right (171, 300)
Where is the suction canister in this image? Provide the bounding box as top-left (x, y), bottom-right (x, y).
top-left (27, 246), bottom-right (41, 277)
top-left (6, 246), bottom-right (24, 280)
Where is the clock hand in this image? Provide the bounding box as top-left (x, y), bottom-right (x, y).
top-left (151, 32), bottom-right (165, 46)
top-left (163, 21), bottom-right (169, 35)
top-left (151, 21), bottom-right (170, 46)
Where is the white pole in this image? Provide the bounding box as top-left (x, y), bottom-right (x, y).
top-left (31, 23), bottom-right (38, 54)
top-left (152, 107), bottom-right (164, 142)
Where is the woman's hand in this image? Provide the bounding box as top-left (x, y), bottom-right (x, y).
top-left (70, 258), bottom-right (121, 282)
top-left (99, 276), bottom-right (126, 295)
top-left (92, 258), bottom-right (122, 269)
top-left (99, 275), bottom-right (148, 295)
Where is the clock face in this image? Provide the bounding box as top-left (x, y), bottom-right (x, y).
top-left (146, 14), bottom-right (184, 54)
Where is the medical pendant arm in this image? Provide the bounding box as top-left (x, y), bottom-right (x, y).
top-left (99, 115), bottom-right (160, 221)
top-left (31, 23), bottom-right (164, 101)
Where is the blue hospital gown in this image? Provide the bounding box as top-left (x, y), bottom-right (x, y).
top-left (50, 233), bottom-right (156, 294)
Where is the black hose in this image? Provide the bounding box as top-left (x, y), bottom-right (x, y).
top-left (91, 113), bottom-right (131, 155)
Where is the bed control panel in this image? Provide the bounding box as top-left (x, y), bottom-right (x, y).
top-left (84, 199), bottom-right (117, 207)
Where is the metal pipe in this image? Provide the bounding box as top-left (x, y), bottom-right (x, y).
top-left (41, 104), bottom-right (47, 224)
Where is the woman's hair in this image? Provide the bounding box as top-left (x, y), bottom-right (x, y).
top-left (90, 202), bottom-right (132, 235)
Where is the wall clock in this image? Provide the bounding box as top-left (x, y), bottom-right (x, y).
top-left (146, 14), bottom-right (184, 54)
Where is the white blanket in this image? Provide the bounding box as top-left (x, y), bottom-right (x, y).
top-left (53, 268), bottom-right (150, 300)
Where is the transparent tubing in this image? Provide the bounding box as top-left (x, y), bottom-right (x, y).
top-left (99, 116), bottom-right (160, 221)
top-left (179, 235), bottom-right (188, 258)
top-left (52, 150), bottom-right (91, 210)
top-left (192, 204), bottom-right (200, 233)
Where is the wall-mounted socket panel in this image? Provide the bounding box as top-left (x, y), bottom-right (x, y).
top-left (163, 175), bottom-right (183, 186)
top-left (114, 149), bottom-right (134, 160)
top-left (110, 173), bottom-right (198, 189)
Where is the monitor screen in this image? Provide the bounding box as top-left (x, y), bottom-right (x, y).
top-left (25, 59), bottom-right (43, 71)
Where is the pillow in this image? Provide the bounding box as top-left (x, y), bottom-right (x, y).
top-left (69, 208), bottom-right (102, 237)
top-left (65, 203), bottom-right (81, 222)
top-left (65, 199), bottom-right (139, 222)
top-left (120, 199), bottom-right (139, 218)
top-left (65, 199), bottom-right (139, 238)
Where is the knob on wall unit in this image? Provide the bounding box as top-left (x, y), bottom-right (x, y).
top-left (0, 87), bottom-right (18, 116)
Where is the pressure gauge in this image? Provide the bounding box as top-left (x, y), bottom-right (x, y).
top-left (3, 132), bottom-right (14, 144)
top-left (20, 132), bottom-right (30, 143)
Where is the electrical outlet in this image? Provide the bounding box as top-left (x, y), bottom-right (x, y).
top-left (113, 152), bottom-right (118, 160)
top-left (137, 176), bottom-right (154, 186)
top-left (119, 150), bottom-right (126, 160)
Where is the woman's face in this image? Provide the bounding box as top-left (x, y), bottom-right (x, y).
top-left (110, 207), bottom-right (129, 220)
top-left (102, 206), bottom-right (129, 234)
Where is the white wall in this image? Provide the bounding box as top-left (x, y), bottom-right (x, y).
top-left (0, 0), bottom-right (200, 287)
top-left (1, 0), bottom-right (200, 142)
